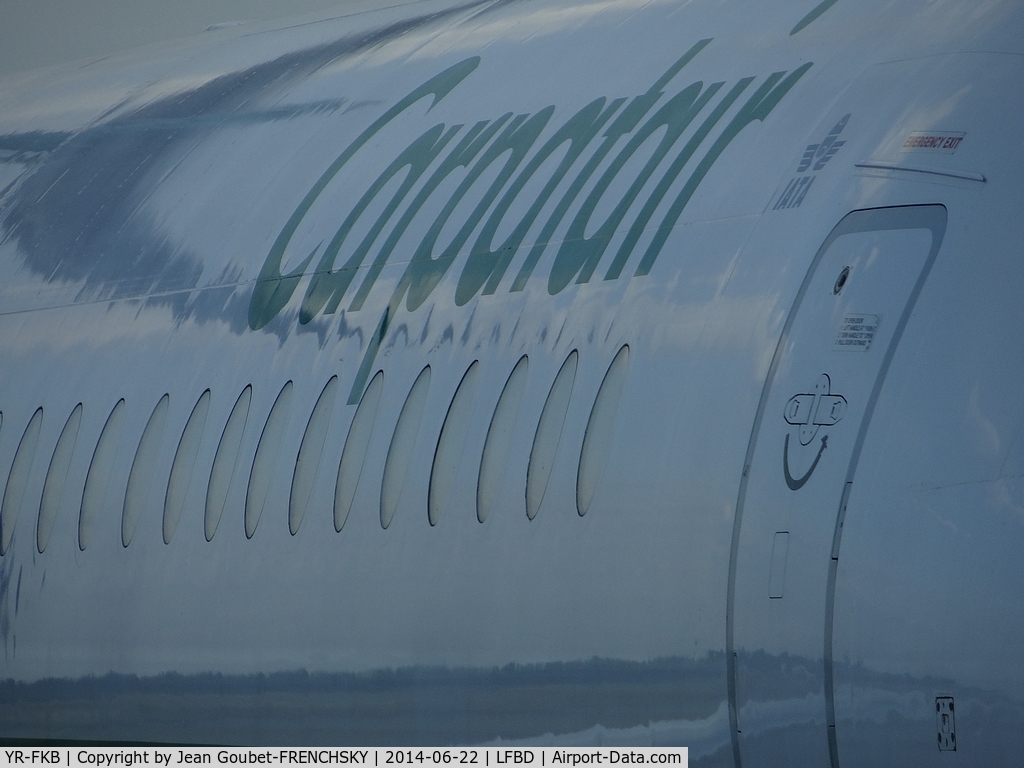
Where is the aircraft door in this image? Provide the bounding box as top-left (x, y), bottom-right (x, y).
top-left (727, 206), bottom-right (947, 767)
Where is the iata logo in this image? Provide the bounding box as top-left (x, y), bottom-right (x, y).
top-left (782, 373), bottom-right (846, 490)
top-left (773, 113), bottom-right (849, 211)
top-left (797, 114), bottom-right (848, 173)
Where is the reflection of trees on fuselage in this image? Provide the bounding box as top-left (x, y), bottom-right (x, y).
top-left (0, 655), bottom-right (726, 745)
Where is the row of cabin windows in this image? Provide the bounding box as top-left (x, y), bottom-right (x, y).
top-left (0, 346), bottom-right (628, 555)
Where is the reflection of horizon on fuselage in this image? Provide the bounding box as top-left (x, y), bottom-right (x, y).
top-left (3, 651), bottom-right (1012, 763)
top-left (2, 652), bottom-right (1006, 754)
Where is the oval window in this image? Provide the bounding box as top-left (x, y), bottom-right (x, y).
top-left (1, 408), bottom-right (43, 555)
top-left (526, 351), bottom-right (578, 520)
top-left (205, 386), bottom-right (251, 542)
top-left (335, 371), bottom-right (384, 533)
top-left (38, 404), bottom-right (82, 553)
top-left (477, 356), bottom-right (528, 523)
top-left (380, 366), bottom-right (431, 529)
top-left (80, 400), bottom-right (126, 551)
top-left (577, 345), bottom-right (629, 516)
top-left (429, 361), bottom-right (480, 527)
top-left (163, 390), bottom-right (210, 545)
top-left (122, 394), bottom-right (170, 547)
top-left (290, 377), bottom-right (339, 536)
top-left (245, 381), bottom-right (294, 538)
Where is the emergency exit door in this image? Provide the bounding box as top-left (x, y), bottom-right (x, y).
top-left (727, 205), bottom-right (947, 767)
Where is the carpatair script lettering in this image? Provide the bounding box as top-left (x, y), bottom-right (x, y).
top-left (248, 40), bottom-right (813, 402)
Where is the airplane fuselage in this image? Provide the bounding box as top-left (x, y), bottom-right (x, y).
top-left (1, 0), bottom-right (1023, 764)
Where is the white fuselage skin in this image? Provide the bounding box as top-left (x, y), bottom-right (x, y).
top-left (1, 0), bottom-right (1023, 765)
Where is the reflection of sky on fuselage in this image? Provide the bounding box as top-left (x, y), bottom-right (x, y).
top-left (0, 1), bottom-right (501, 329)
top-left (1, 0), bottom-right (1014, 331)
top-left (0, 0), bottom-right (370, 77)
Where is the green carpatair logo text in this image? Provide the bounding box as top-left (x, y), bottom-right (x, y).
top-left (248, 40), bottom-right (812, 403)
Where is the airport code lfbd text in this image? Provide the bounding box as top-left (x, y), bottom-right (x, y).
top-left (1, 750), bottom-right (686, 768)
